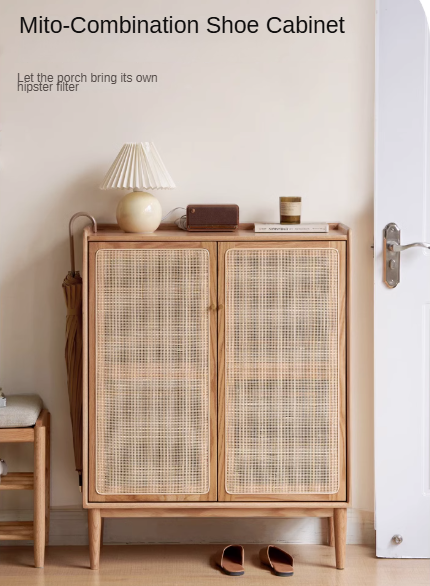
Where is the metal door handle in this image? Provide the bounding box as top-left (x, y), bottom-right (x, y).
top-left (388, 241), bottom-right (430, 252)
top-left (384, 223), bottom-right (429, 288)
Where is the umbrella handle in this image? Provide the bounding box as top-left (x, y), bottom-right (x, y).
top-left (69, 212), bottom-right (97, 275)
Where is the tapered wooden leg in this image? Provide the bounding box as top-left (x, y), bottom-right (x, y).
top-left (101, 518), bottom-right (104, 547)
top-left (34, 423), bottom-right (46, 568)
top-left (88, 509), bottom-right (102, 570)
top-left (333, 508), bottom-right (347, 569)
top-left (327, 516), bottom-right (335, 547)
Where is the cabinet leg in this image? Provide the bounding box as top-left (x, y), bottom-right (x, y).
top-left (34, 424), bottom-right (46, 568)
top-left (88, 509), bottom-right (102, 570)
top-left (327, 516), bottom-right (335, 547)
top-left (333, 508), bottom-right (347, 569)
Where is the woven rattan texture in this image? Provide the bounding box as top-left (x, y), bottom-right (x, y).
top-left (95, 249), bottom-right (210, 495)
top-left (225, 248), bottom-right (339, 495)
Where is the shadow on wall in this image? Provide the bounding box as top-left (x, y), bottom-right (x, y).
top-left (97, 513), bottom-right (375, 547)
top-left (349, 201), bottom-right (375, 513)
top-left (0, 167), bottom-right (117, 509)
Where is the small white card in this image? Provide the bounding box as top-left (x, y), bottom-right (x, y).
top-left (254, 223), bottom-right (329, 233)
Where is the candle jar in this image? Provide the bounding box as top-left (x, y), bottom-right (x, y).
top-left (280, 197), bottom-right (301, 224)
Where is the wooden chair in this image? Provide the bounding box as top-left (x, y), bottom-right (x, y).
top-left (0, 409), bottom-right (50, 568)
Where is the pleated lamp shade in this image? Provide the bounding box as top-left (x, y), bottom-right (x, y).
top-left (100, 142), bottom-right (176, 233)
top-left (100, 142), bottom-right (176, 191)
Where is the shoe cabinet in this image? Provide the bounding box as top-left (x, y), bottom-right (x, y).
top-left (82, 223), bottom-right (350, 570)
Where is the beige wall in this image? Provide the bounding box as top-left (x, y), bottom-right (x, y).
top-left (0, 0), bottom-right (375, 541)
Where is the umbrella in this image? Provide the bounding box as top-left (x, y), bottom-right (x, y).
top-left (63, 212), bottom-right (97, 487)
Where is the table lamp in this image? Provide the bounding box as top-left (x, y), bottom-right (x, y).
top-left (100, 142), bottom-right (176, 233)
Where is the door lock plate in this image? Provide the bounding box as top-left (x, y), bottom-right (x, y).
top-left (384, 223), bottom-right (400, 288)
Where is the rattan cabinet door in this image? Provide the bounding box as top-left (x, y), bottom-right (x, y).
top-left (218, 242), bottom-right (346, 502)
top-left (88, 242), bottom-right (217, 502)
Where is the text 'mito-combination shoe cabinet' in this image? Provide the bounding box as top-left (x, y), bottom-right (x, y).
top-left (82, 223), bottom-right (350, 570)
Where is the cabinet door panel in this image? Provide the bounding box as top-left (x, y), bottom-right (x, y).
top-left (218, 242), bottom-right (346, 502)
top-left (88, 242), bottom-right (217, 502)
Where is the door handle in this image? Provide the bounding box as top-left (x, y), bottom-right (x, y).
top-left (388, 241), bottom-right (430, 252)
top-left (384, 223), bottom-right (429, 288)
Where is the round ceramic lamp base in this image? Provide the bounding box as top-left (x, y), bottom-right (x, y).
top-left (116, 191), bottom-right (162, 233)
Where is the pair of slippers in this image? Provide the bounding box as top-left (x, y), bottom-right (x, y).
top-left (216, 544), bottom-right (294, 577)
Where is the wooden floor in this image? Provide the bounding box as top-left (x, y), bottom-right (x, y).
top-left (1, 544), bottom-right (429, 585)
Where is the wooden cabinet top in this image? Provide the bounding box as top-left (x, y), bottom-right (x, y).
top-left (84, 223), bottom-right (350, 243)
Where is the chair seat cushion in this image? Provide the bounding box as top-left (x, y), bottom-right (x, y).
top-left (0, 395), bottom-right (43, 428)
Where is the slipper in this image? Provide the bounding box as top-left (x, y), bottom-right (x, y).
top-left (259, 545), bottom-right (294, 577)
top-left (216, 544), bottom-right (245, 576)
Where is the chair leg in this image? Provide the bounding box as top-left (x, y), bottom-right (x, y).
top-left (45, 413), bottom-right (51, 545)
top-left (34, 424), bottom-right (46, 568)
top-left (89, 509), bottom-right (102, 570)
top-left (333, 508), bottom-right (347, 569)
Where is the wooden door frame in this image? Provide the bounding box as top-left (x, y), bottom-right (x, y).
top-left (217, 240), bottom-right (347, 502)
top-left (87, 241), bottom-right (218, 503)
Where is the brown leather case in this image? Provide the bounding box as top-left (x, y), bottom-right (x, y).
top-left (186, 204), bottom-right (239, 231)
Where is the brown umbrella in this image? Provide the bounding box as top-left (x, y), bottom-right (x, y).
top-left (63, 212), bottom-right (97, 487)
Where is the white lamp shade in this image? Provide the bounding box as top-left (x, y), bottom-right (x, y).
top-left (100, 142), bottom-right (176, 190)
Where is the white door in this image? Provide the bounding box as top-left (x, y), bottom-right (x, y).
top-left (375, 0), bottom-right (430, 558)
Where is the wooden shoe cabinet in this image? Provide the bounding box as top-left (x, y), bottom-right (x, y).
top-left (82, 223), bottom-right (350, 570)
